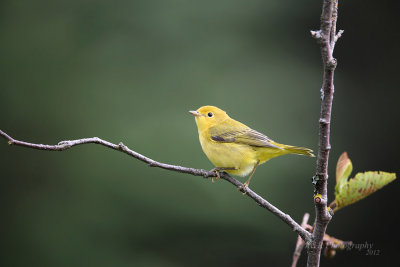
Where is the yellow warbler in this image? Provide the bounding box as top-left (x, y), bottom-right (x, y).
top-left (189, 106), bottom-right (314, 187)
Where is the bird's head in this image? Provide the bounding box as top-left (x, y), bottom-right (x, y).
top-left (189, 106), bottom-right (229, 131)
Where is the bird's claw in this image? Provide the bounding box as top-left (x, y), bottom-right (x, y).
top-left (210, 167), bottom-right (235, 183)
top-left (238, 182), bottom-right (249, 195)
top-left (210, 168), bottom-right (222, 183)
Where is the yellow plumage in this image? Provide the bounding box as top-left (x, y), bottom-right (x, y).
top-left (189, 106), bottom-right (314, 187)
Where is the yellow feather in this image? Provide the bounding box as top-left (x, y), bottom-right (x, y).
top-left (190, 106), bottom-right (314, 186)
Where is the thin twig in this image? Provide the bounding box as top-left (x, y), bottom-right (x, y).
top-left (330, 0), bottom-right (338, 49)
top-left (291, 213), bottom-right (310, 267)
top-left (330, 1), bottom-right (344, 51)
top-left (308, 0), bottom-right (343, 266)
top-left (0, 128), bottom-right (311, 242)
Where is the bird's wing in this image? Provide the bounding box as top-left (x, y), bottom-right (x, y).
top-left (209, 125), bottom-right (282, 149)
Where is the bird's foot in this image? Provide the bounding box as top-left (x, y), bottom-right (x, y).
top-left (210, 167), bottom-right (235, 183)
top-left (210, 168), bottom-right (220, 183)
top-left (238, 182), bottom-right (249, 195)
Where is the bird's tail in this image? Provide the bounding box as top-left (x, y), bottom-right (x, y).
top-left (280, 144), bottom-right (315, 157)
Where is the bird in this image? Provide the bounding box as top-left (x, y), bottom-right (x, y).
top-left (189, 105), bottom-right (314, 188)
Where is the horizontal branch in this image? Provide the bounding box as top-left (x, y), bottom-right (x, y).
top-left (0, 129), bottom-right (311, 242)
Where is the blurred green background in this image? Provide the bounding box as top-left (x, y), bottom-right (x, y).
top-left (0, 0), bottom-right (398, 266)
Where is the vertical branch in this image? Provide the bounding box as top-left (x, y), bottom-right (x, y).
top-left (308, 0), bottom-right (343, 266)
top-left (330, 0), bottom-right (338, 49)
top-left (291, 213), bottom-right (310, 267)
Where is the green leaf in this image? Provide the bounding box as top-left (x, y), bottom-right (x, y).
top-left (335, 171), bottom-right (396, 211)
top-left (336, 152), bottom-right (353, 185)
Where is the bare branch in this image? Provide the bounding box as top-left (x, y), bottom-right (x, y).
top-left (292, 213), bottom-right (310, 267)
top-left (330, 1), bottom-right (343, 51)
top-left (0, 128), bottom-right (311, 242)
top-left (308, 0), bottom-right (343, 266)
top-left (329, 0), bottom-right (338, 49)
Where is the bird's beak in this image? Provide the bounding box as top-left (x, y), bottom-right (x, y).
top-left (189, 110), bottom-right (201, 117)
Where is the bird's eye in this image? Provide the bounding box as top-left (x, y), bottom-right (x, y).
top-left (207, 112), bottom-right (213, 117)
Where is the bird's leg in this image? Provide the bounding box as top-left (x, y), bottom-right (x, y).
top-left (242, 160), bottom-right (260, 189)
top-left (210, 167), bottom-right (236, 182)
